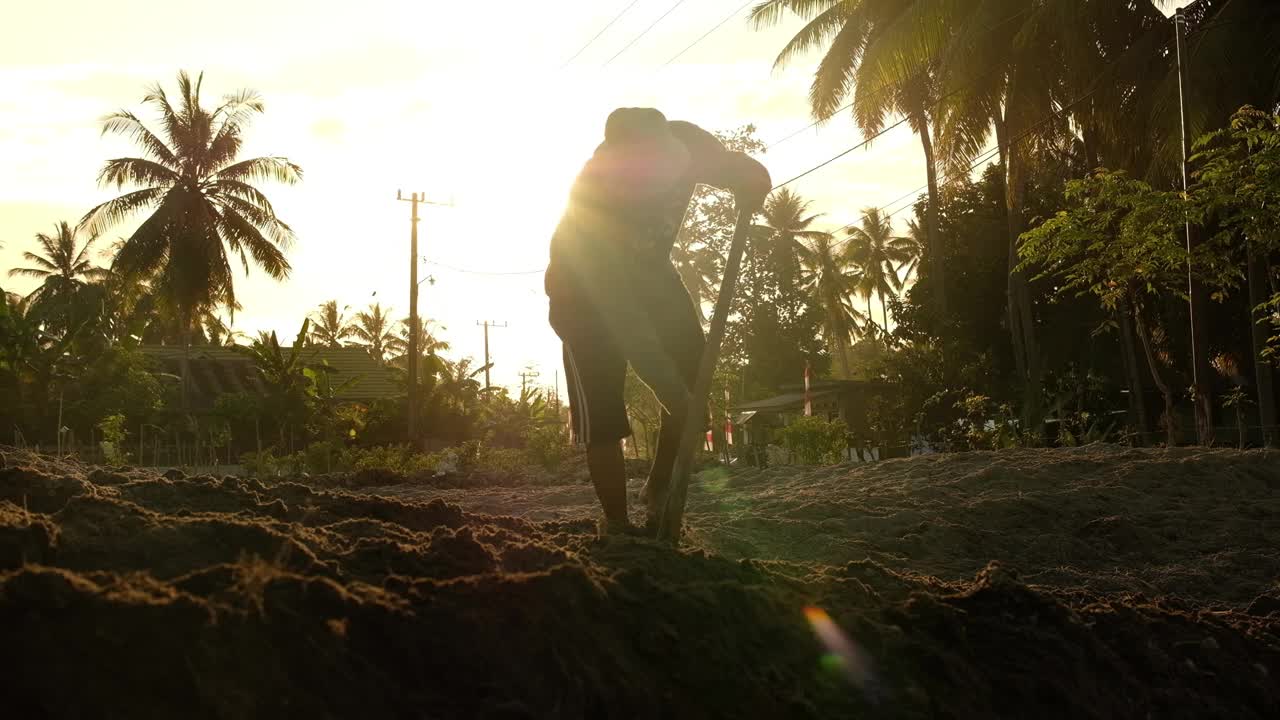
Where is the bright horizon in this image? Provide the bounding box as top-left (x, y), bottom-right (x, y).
top-left (2, 0), bottom-right (962, 393)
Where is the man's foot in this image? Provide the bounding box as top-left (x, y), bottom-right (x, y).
top-left (640, 514), bottom-right (660, 539)
top-left (598, 517), bottom-right (649, 538)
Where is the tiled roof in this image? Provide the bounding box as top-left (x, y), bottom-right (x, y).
top-left (139, 345), bottom-right (400, 410)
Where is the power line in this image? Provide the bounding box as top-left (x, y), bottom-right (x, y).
top-left (770, 115), bottom-right (914, 191)
top-left (424, 259), bottom-right (543, 276)
top-left (562, 0), bottom-right (645, 67)
top-left (605, 0), bottom-right (689, 65)
top-left (664, 0), bottom-right (754, 65)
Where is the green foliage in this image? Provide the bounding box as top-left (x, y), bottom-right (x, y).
top-left (1020, 170), bottom-right (1238, 311)
top-left (97, 413), bottom-right (130, 465)
top-left (522, 422), bottom-right (569, 470)
top-left (776, 415), bottom-right (848, 465)
top-left (239, 449), bottom-right (281, 478)
top-left (1193, 107), bottom-right (1280, 355)
top-left (924, 390), bottom-right (1029, 452)
top-left (351, 445), bottom-right (439, 475)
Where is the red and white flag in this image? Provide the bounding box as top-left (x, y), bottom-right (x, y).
top-left (803, 361), bottom-right (813, 417)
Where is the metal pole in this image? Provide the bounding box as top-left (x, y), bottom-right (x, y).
top-left (1175, 7), bottom-right (1208, 444)
top-left (475, 320), bottom-right (507, 391)
top-left (408, 192), bottom-right (421, 444)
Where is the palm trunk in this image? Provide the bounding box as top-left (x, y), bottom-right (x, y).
top-left (880, 294), bottom-right (890, 349)
top-left (1247, 238), bottom-right (1277, 447)
top-left (1132, 297), bottom-right (1177, 446)
top-left (181, 310), bottom-right (193, 415)
top-left (998, 92), bottom-right (1043, 433)
top-left (1117, 298), bottom-right (1151, 445)
top-left (827, 305), bottom-right (851, 379)
top-left (866, 296), bottom-right (876, 343)
top-left (916, 107), bottom-right (946, 316)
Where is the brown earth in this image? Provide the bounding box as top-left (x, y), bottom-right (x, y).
top-left (2, 444), bottom-right (1278, 719)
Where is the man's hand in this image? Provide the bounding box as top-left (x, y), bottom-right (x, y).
top-left (724, 152), bottom-right (772, 212)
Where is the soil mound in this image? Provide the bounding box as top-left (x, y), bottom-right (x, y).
top-left (2, 447), bottom-right (1279, 718)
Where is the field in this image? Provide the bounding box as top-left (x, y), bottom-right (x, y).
top-left (3, 444), bottom-right (1279, 718)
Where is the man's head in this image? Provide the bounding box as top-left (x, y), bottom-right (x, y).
top-left (603, 107), bottom-right (670, 144)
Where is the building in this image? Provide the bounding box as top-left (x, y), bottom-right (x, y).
top-left (139, 345), bottom-right (400, 411)
top-left (731, 379), bottom-right (900, 462)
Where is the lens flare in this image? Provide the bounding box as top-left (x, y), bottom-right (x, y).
top-left (803, 606), bottom-right (881, 701)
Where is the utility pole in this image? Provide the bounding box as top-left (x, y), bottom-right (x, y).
top-left (519, 366), bottom-right (541, 400)
top-left (475, 320), bottom-right (509, 391)
top-left (397, 190), bottom-right (450, 447)
top-left (1174, 8), bottom-right (1213, 445)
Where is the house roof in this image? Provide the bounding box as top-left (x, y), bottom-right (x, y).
top-left (732, 388), bottom-right (840, 413)
top-left (730, 379), bottom-right (897, 416)
top-left (139, 345), bottom-right (400, 409)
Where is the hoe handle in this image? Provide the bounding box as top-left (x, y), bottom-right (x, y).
top-left (657, 207), bottom-right (755, 543)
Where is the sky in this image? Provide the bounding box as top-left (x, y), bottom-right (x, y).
top-left (1, 0), bottom-right (1016, 393)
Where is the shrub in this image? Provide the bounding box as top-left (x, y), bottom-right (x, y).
top-left (241, 449), bottom-right (280, 478)
top-left (97, 413), bottom-right (130, 466)
top-left (776, 416), bottom-right (849, 465)
top-left (523, 422), bottom-right (570, 470)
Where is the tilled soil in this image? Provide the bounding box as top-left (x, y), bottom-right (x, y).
top-left (2, 445), bottom-right (1279, 719)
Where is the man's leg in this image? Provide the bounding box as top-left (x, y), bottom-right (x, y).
top-left (586, 440), bottom-right (629, 530)
top-left (634, 265), bottom-right (705, 526)
top-left (560, 340), bottom-right (633, 533)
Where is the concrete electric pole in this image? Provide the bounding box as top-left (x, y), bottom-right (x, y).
top-left (397, 190), bottom-right (450, 447)
top-left (475, 320), bottom-right (509, 391)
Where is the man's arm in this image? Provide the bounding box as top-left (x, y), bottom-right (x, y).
top-left (667, 121), bottom-right (772, 210)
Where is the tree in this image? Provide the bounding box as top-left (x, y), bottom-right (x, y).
top-left (308, 300), bottom-right (355, 348)
top-left (1019, 170), bottom-right (1238, 445)
top-left (676, 125), bottom-right (769, 324)
top-left (8, 221), bottom-right (105, 330)
top-left (388, 316), bottom-right (450, 366)
top-left (352, 302), bottom-right (397, 362)
top-left (723, 187), bottom-right (831, 392)
top-left (203, 313), bottom-right (246, 347)
top-left (795, 231), bottom-right (864, 378)
top-left (233, 319), bottom-right (314, 452)
top-left (751, 0), bottom-right (949, 314)
top-left (844, 207), bottom-right (913, 346)
top-left (1192, 107), bottom-right (1280, 446)
top-left (80, 70), bottom-right (301, 408)
top-left (755, 188), bottom-right (829, 292)
top-left (897, 218), bottom-right (926, 284)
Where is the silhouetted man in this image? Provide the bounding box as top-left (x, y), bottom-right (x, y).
top-left (545, 107), bottom-right (770, 535)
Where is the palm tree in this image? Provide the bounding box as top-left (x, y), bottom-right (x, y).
top-left (8, 221), bottom-right (105, 328)
top-left (435, 357), bottom-right (485, 412)
top-left (308, 300), bottom-right (354, 348)
top-left (755, 188), bottom-right (832, 290)
top-left (670, 230), bottom-right (719, 325)
top-left (79, 71), bottom-right (301, 407)
top-left (751, 0), bottom-right (949, 314)
top-left (844, 207), bottom-right (913, 347)
top-left (352, 303), bottom-right (397, 362)
top-left (388, 316), bottom-right (450, 364)
top-left (898, 218), bottom-right (926, 284)
top-left (204, 313), bottom-right (246, 347)
top-left (928, 1), bottom-right (1167, 430)
top-left (796, 232), bottom-right (866, 378)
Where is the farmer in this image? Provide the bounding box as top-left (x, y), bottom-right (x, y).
top-left (545, 107), bottom-right (771, 536)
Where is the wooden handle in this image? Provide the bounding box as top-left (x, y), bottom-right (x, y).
top-left (657, 207), bottom-right (755, 543)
